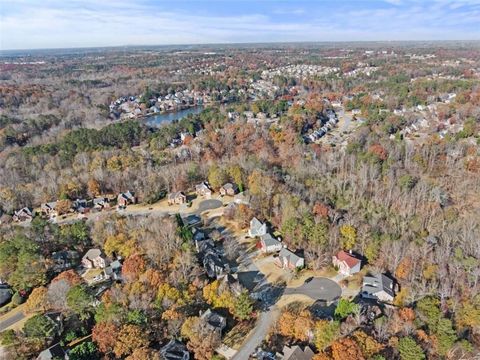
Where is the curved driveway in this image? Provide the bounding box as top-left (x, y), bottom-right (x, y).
top-left (284, 277), bottom-right (342, 302)
top-left (195, 199), bottom-right (223, 214)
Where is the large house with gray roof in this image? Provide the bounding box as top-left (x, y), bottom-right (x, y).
top-left (361, 273), bottom-right (396, 303)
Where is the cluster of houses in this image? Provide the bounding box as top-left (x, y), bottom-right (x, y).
top-left (332, 250), bottom-right (397, 303)
top-left (249, 217), bottom-right (305, 271)
top-left (12, 191), bottom-right (136, 223)
top-left (304, 108), bottom-right (339, 143)
top-left (261, 64), bottom-right (339, 81)
top-left (109, 90), bottom-right (206, 120)
top-left (168, 181), bottom-right (239, 206)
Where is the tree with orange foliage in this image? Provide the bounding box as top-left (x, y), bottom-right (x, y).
top-left (331, 337), bottom-right (365, 360)
top-left (92, 322), bottom-right (119, 354)
top-left (113, 324), bottom-right (150, 358)
top-left (122, 254), bottom-right (147, 282)
top-left (87, 178), bottom-right (101, 197)
top-left (368, 144), bottom-right (388, 162)
top-left (395, 258), bottom-right (412, 281)
top-left (25, 286), bottom-right (48, 313)
top-left (51, 269), bottom-right (83, 285)
top-left (313, 202), bottom-right (330, 219)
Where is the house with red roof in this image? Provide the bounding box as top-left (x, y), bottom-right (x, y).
top-left (332, 250), bottom-right (361, 276)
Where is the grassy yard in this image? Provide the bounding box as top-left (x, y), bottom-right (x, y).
top-left (223, 320), bottom-right (256, 350)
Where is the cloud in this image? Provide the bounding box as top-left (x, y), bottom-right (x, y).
top-left (1, 0), bottom-right (479, 50)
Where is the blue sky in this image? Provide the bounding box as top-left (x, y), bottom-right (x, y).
top-left (1, 0), bottom-right (480, 50)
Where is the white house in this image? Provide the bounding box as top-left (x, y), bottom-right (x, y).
top-left (248, 217), bottom-right (267, 238)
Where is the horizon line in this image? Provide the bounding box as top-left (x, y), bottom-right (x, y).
top-left (2, 39), bottom-right (480, 54)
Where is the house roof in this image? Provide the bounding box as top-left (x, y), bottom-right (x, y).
top-left (260, 233), bottom-right (281, 247)
top-left (83, 248), bottom-right (102, 261)
top-left (0, 286), bottom-right (12, 306)
top-left (279, 248), bottom-right (303, 265)
top-left (201, 309), bottom-right (226, 332)
top-left (362, 273), bottom-right (395, 298)
top-left (250, 217), bottom-right (265, 232)
top-left (37, 343), bottom-right (66, 360)
top-left (168, 191), bottom-right (186, 200)
top-left (160, 339), bottom-right (190, 360)
top-left (195, 182), bottom-right (212, 191)
top-left (282, 345), bottom-right (315, 360)
top-left (335, 250), bottom-right (361, 269)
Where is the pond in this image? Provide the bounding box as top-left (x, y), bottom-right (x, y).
top-left (145, 106), bottom-right (204, 127)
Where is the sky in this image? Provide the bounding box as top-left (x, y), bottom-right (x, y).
top-left (1, 0), bottom-right (480, 50)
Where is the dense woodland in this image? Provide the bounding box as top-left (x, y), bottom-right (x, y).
top-left (0, 43), bottom-right (480, 359)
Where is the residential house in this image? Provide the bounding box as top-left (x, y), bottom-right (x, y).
top-left (117, 191), bottom-right (136, 208)
top-left (51, 250), bottom-right (79, 272)
top-left (37, 343), bottom-right (68, 360)
top-left (278, 345), bottom-right (314, 360)
top-left (220, 183), bottom-right (239, 196)
top-left (248, 217), bottom-right (267, 238)
top-left (168, 191), bottom-right (187, 205)
top-left (44, 311), bottom-right (64, 336)
top-left (258, 233), bottom-right (282, 253)
top-left (276, 248), bottom-right (305, 270)
top-left (160, 339), bottom-right (190, 360)
top-left (41, 202), bottom-right (58, 218)
top-left (195, 237), bottom-right (215, 253)
top-left (200, 309), bottom-right (227, 334)
top-left (203, 249), bottom-right (228, 279)
top-left (192, 227), bottom-right (205, 242)
top-left (361, 273), bottom-right (396, 303)
top-left (105, 260), bottom-right (123, 281)
top-left (218, 273), bottom-right (243, 296)
top-left (332, 250), bottom-right (361, 276)
top-left (13, 207), bottom-right (34, 222)
top-left (234, 190), bottom-right (251, 205)
top-left (195, 182), bottom-right (213, 198)
top-left (93, 197), bottom-right (111, 210)
top-left (72, 199), bottom-right (89, 213)
top-left (82, 249), bottom-right (107, 269)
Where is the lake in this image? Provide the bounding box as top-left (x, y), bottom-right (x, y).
top-left (145, 106), bottom-right (204, 127)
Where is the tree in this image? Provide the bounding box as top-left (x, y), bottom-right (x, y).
top-left (208, 165), bottom-right (227, 190)
top-left (104, 233), bottom-right (137, 258)
top-left (126, 347), bottom-right (160, 360)
top-left (25, 286), bottom-right (48, 313)
top-left (353, 330), bottom-right (384, 358)
top-left (93, 322), bottom-right (118, 354)
top-left (52, 270), bottom-right (83, 286)
top-left (331, 337), bottom-right (364, 360)
top-left (122, 254), bottom-right (147, 282)
top-left (56, 199), bottom-right (72, 215)
top-left (69, 341), bottom-right (99, 360)
top-left (434, 318), bottom-right (457, 356)
top-left (23, 314), bottom-right (56, 339)
top-left (87, 179), bottom-right (101, 197)
top-left (66, 285), bottom-right (93, 320)
top-left (314, 320), bottom-right (340, 350)
top-left (397, 337), bottom-right (425, 360)
top-left (181, 317), bottom-right (221, 360)
top-left (113, 324), bottom-right (150, 358)
top-left (339, 225), bottom-right (357, 250)
top-left (335, 299), bottom-right (359, 320)
top-left (233, 291), bottom-right (254, 320)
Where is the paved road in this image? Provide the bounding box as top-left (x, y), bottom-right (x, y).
top-left (232, 307), bottom-right (280, 360)
top-left (195, 199), bottom-right (223, 214)
top-left (232, 277), bottom-right (342, 359)
top-left (0, 312), bottom-right (25, 332)
top-left (284, 277), bottom-right (342, 303)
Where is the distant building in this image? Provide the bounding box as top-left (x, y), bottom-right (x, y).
top-left (332, 250), bottom-right (361, 276)
top-left (248, 217), bottom-right (267, 238)
top-left (200, 309), bottom-right (227, 334)
top-left (160, 339), bottom-right (190, 360)
top-left (276, 248), bottom-right (304, 270)
top-left (361, 273), bottom-right (396, 303)
top-left (82, 249), bottom-right (107, 269)
top-left (258, 233), bottom-right (282, 253)
top-left (13, 207), bottom-right (34, 222)
top-left (278, 345), bottom-right (314, 360)
top-left (195, 182), bottom-right (213, 198)
top-left (168, 191), bottom-right (187, 205)
top-left (37, 343), bottom-right (68, 360)
top-left (220, 183), bottom-right (239, 196)
top-left (117, 191), bottom-right (136, 208)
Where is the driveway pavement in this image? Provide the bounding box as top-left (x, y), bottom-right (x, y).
top-left (284, 277), bottom-right (342, 303)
